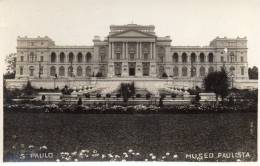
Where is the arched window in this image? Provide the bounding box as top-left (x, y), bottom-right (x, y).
top-left (77, 66), bottom-right (82, 76)
top-left (69, 52), bottom-right (74, 63)
top-left (68, 66), bottom-right (73, 77)
top-left (199, 53), bottom-right (205, 63)
top-left (191, 53), bottom-right (196, 63)
top-left (60, 52), bottom-right (65, 63)
top-left (158, 66), bottom-right (165, 76)
top-left (86, 52), bottom-right (92, 62)
top-left (208, 66), bottom-right (214, 73)
top-left (182, 67), bottom-right (187, 76)
top-left (208, 53), bottom-right (214, 63)
top-left (191, 66), bottom-right (196, 77)
top-left (230, 66), bottom-right (235, 75)
top-left (200, 66), bottom-right (205, 76)
top-left (50, 66), bottom-right (56, 76)
top-left (29, 66), bottom-right (34, 76)
top-left (77, 52), bottom-right (83, 63)
top-left (51, 52), bottom-right (56, 63)
top-left (173, 66), bottom-right (178, 77)
top-left (86, 66), bottom-right (91, 77)
top-left (173, 53), bottom-right (178, 63)
top-left (59, 66), bottom-right (65, 76)
top-left (182, 53), bottom-right (187, 63)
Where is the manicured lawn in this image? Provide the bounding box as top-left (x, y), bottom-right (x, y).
top-left (4, 112), bottom-right (257, 161)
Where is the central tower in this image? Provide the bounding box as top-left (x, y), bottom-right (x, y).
top-left (107, 24), bottom-right (157, 77)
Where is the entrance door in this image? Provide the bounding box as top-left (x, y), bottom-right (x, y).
top-left (128, 62), bottom-right (136, 76)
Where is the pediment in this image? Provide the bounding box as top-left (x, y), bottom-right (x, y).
top-left (110, 30), bottom-right (155, 38)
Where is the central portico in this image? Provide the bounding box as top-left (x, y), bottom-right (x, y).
top-left (107, 24), bottom-right (158, 77)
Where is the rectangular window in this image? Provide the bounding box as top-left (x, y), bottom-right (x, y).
top-left (20, 67), bottom-right (23, 75)
top-left (41, 56), bottom-right (44, 62)
top-left (221, 56), bottom-right (224, 62)
top-left (21, 56), bottom-right (24, 62)
top-left (241, 67), bottom-right (244, 75)
top-left (116, 53), bottom-right (120, 60)
top-left (241, 56), bottom-right (244, 62)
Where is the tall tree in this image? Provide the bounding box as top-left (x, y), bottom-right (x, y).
top-left (248, 66), bottom-right (258, 80)
top-left (203, 68), bottom-right (230, 105)
top-left (4, 53), bottom-right (17, 79)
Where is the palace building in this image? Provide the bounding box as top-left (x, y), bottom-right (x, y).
top-left (11, 24), bottom-right (252, 89)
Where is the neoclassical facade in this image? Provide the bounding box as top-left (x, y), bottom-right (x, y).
top-left (15, 24), bottom-right (249, 81)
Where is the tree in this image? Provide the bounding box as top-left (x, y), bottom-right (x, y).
top-left (203, 68), bottom-right (229, 105)
top-left (4, 53), bottom-right (17, 79)
top-left (248, 66), bottom-right (258, 80)
top-left (23, 81), bottom-right (36, 96)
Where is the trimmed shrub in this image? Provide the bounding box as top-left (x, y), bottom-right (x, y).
top-left (96, 93), bottom-right (101, 98)
top-left (136, 94), bottom-right (141, 98)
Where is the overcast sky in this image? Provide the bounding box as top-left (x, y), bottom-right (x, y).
top-left (1, 0), bottom-right (259, 69)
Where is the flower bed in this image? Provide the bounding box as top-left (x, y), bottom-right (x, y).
top-left (4, 102), bottom-right (257, 114)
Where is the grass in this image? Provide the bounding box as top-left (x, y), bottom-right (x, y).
top-left (4, 112), bottom-right (257, 161)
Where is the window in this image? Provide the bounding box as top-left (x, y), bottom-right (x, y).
top-left (130, 54), bottom-right (135, 60)
top-left (230, 52), bottom-right (235, 62)
top-left (29, 66), bottom-right (34, 76)
top-left (21, 56), bottom-right (24, 62)
top-left (40, 56), bottom-right (44, 62)
top-left (208, 53), bottom-right (214, 63)
top-left (86, 66), bottom-right (91, 77)
top-left (20, 66), bottom-right (23, 75)
top-left (116, 53), bottom-right (121, 60)
top-left (199, 53), bottom-right (205, 63)
top-left (182, 67), bottom-right (187, 76)
top-left (191, 67), bottom-right (196, 77)
top-left (241, 56), bottom-right (244, 62)
top-left (144, 53), bottom-right (148, 60)
top-left (29, 52), bottom-right (36, 62)
top-left (50, 66), bottom-right (56, 76)
top-left (230, 66), bottom-right (235, 75)
top-left (77, 53), bottom-right (83, 63)
top-left (51, 52), bottom-right (56, 63)
top-left (68, 66), bottom-right (73, 77)
top-left (241, 67), bottom-right (244, 75)
top-left (69, 52), bottom-right (74, 63)
top-left (191, 53), bottom-right (196, 63)
top-left (59, 66), bottom-right (65, 76)
top-left (182, 53), bottom-right (187, 63)
top-left (173, 53), bottom-right (178, 63)
top-left (221, 56), bottom-right (224, 62)
top-left (60, 52), bottom-right (65, 63)
top-left (77, 66), bottom-right (83, 76)
top-left (200, 66), bottom-right (205, 76)
top-left (86, 52), bottom-right (92, 62)
top-left (208, 66), bottom-right (214, 73)
top-left (173, 67), bottom-right (178, 77)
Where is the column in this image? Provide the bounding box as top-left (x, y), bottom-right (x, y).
top-left (125, 42), bottom-right (128, 59)
top-left (150, 42), bottom-right (153, 59)
top-left (111, 42), bottom-right (114, 60)
top-left (109, 42), bottom-right (111, 59)
top-left (153, 43), bottom-right (156, 60)
top-left (122, 42), bottom-right (125, 59)
top-left (139, 42), bottom-right (143, 59)
top-left (136, 42), bottom-right (139, 59)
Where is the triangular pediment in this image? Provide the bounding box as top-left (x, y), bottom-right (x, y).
top-left (110, 29), bottom-right (155, 38)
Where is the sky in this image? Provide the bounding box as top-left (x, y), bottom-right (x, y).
top-left (0, 0), bottom-right (260, 70)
